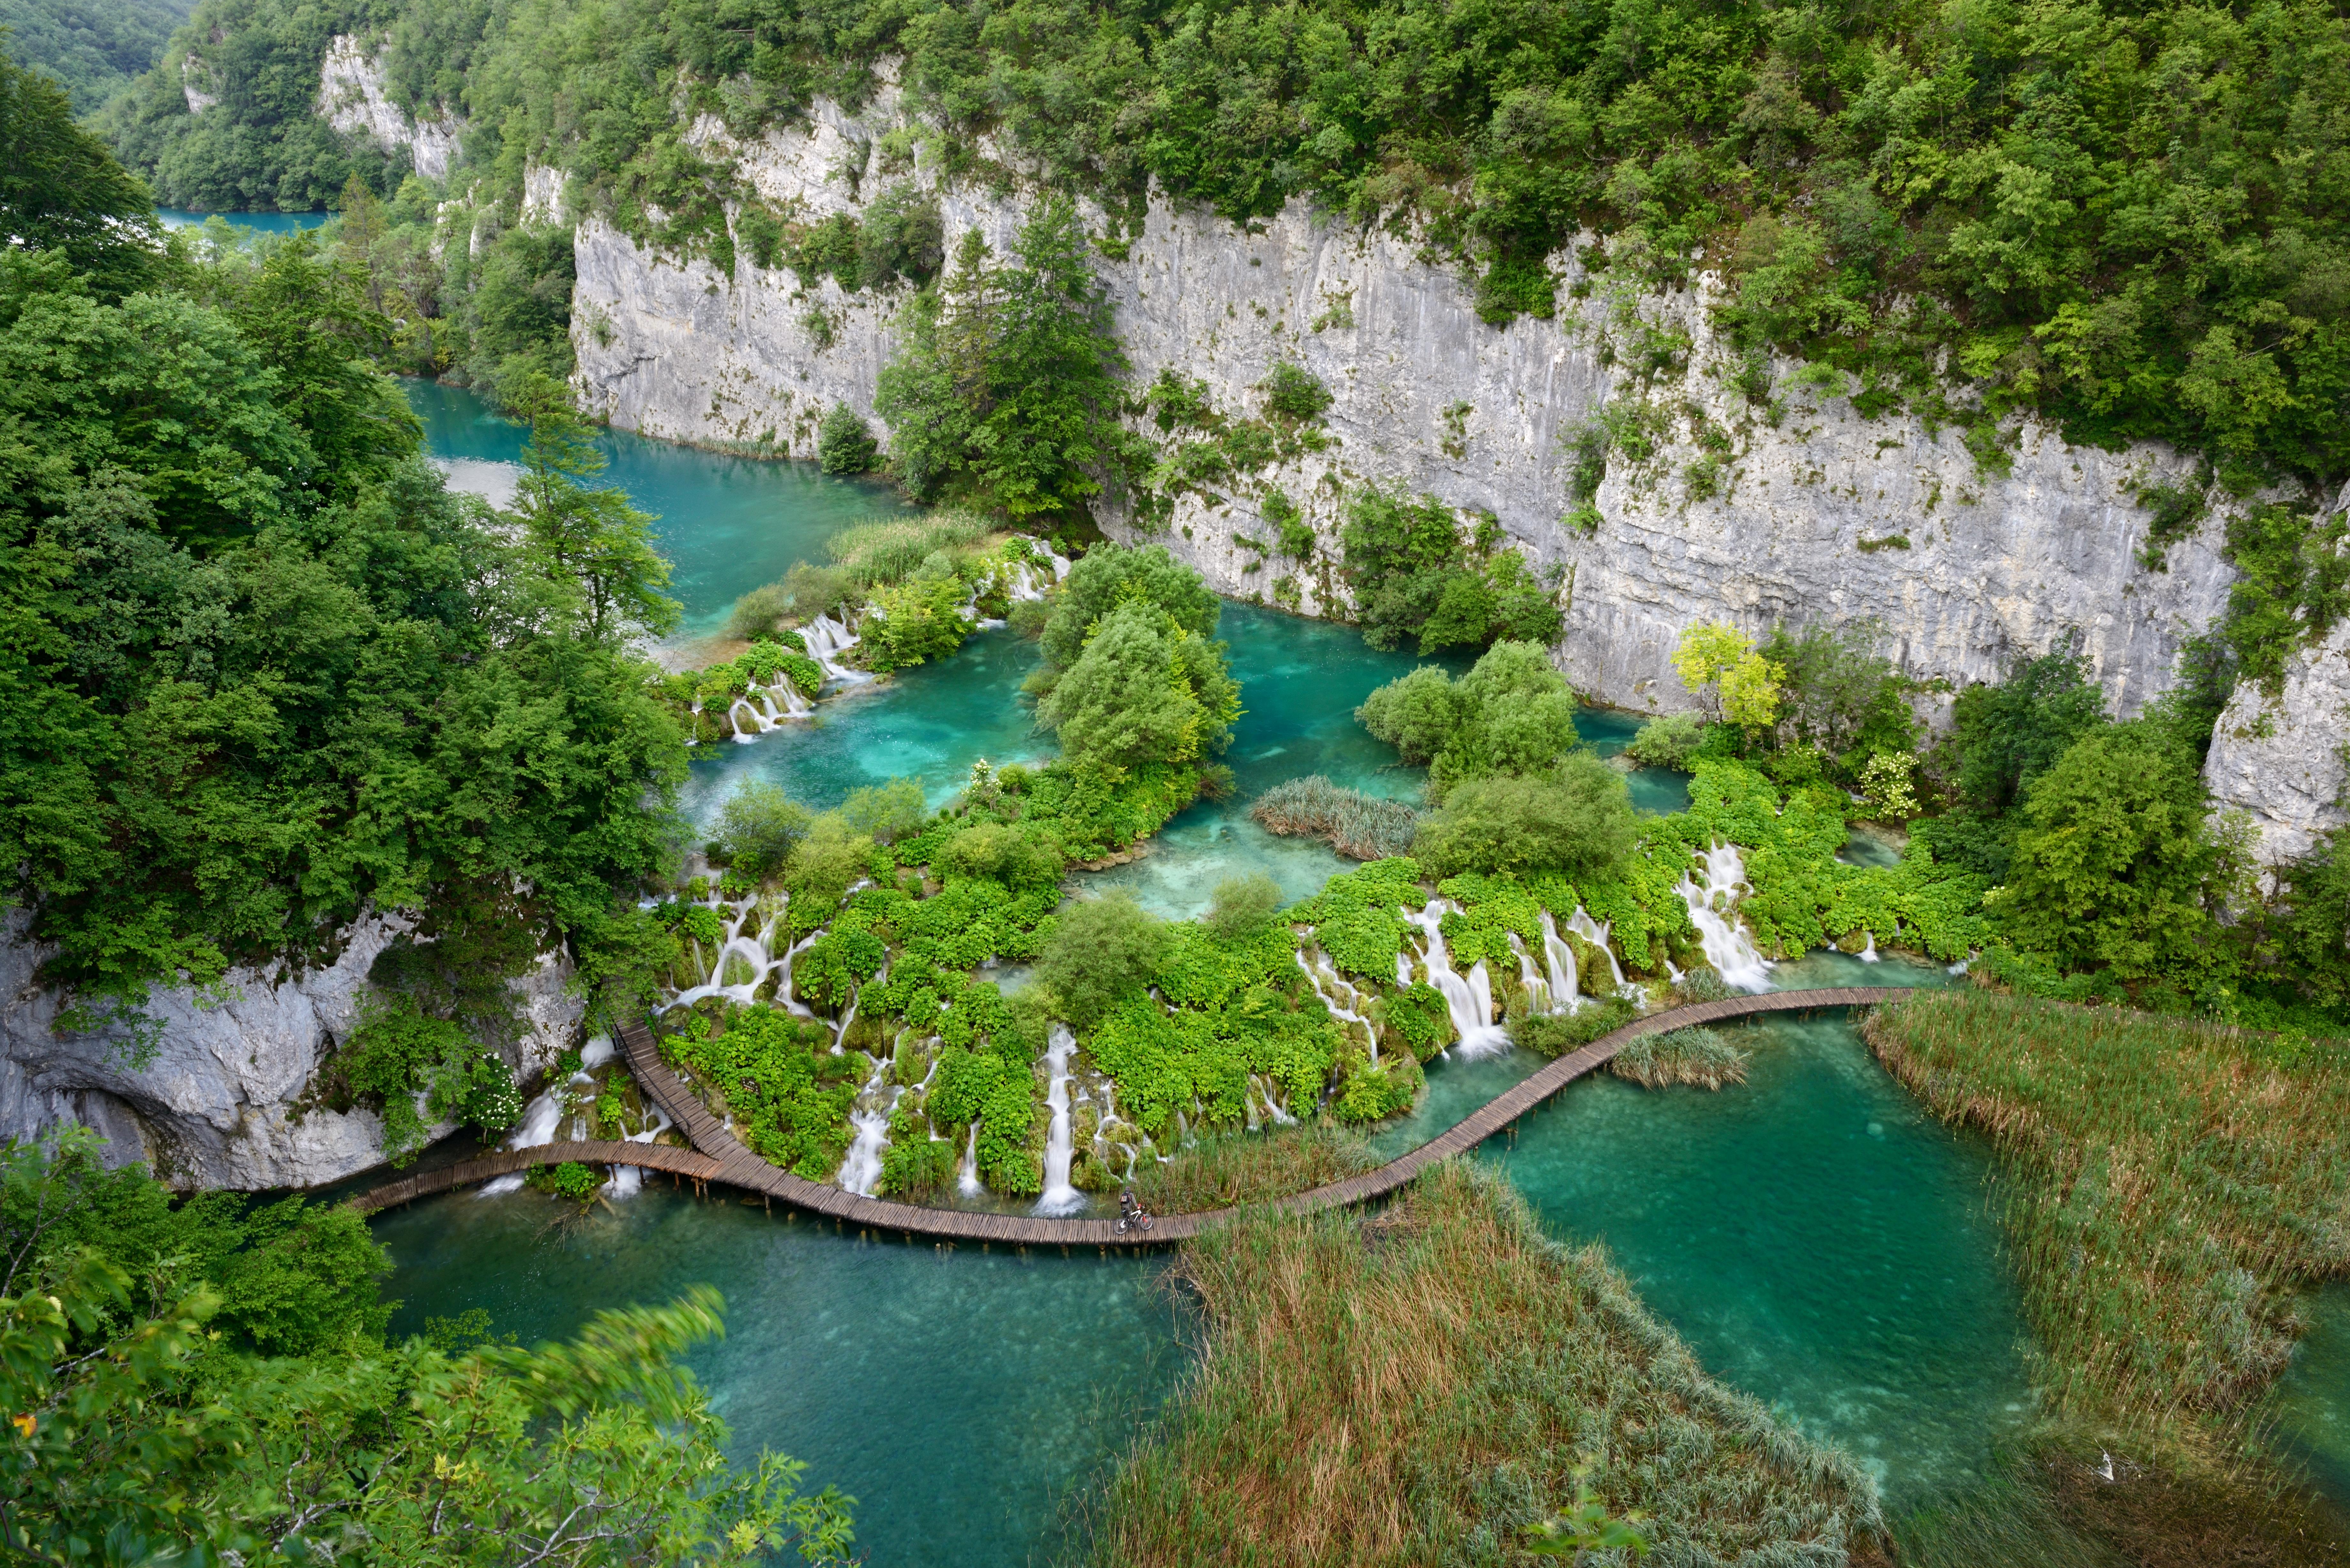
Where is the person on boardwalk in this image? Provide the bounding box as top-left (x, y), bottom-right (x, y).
top-left (1117, 1189), bottom-right (1153, 1234)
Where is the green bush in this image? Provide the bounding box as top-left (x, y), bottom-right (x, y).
top-left (1412, 758), bottom-right (1639, 879)
top-left (1358, 640), bottom-right (1582, 798)
top-left (817, 404), bottom-right (879, 474)
top-left (1262, 361), bottom-right (1333, 422)
top-left (1624, 712), bottom-right (1706, 769)
top-left (711, 780), bottom-right (815, 881)
top-left (336, 998), bottom-right (522, 1164)
top-left (1341, 489), bottom-right (1562, 653)
top-left (525, 1160), bottom-right (605, 1201)
top-left (1038, 893), bottom-right (1172, 1028)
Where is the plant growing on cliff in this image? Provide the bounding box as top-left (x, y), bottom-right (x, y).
top-left (1340, 488), bottom-right (1562, 652)
top-left (874, 198), bottom-right (1145, 519)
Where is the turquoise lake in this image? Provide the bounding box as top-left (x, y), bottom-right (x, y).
top-left (385, 381), bottom-right (2345, 1561)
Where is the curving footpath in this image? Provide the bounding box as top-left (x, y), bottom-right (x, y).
top-left (356, 987), bottom-right (1915, 1241)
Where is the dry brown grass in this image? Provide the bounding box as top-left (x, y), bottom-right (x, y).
top-left (1089, 1162), bottom-right (1881, 1566)
top-left (1129, 1123), bottom-right (1380, 1214)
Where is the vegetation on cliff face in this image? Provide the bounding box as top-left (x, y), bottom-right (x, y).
top-left (110, 0), bottom-right (2350, 490)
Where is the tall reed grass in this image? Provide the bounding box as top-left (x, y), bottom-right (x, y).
top-left (1088, 1162), bottom-right (1883, 1565)
top-left (1611, 1025), bottom-right (1749, 1089)
top-left (824, 510), bottom-right (997, 586)
top-left (1251, 774), bottom-right (1421, 861)
top-left (1129, 1123), bottom-right (1380, 1214)
top-left (1865, 990), bottom-right (2350, 1420)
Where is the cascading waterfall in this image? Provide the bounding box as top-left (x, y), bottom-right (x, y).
top-left (800, 613), bottom-right (873, 685)
top-left (1404, 901), bottom-right (1512, 1056)
top-left (837, 1055), bottom-right (901, 1197)
top-left (604, 1101), bottom-right (677, 1199)
top-left (1536, 911), bottom-right (1583, 1012)
top-left (1035, 1025), bottom-right (1084, 1213)
top-left (1859, 932), bottom-right (1880, 962)
top-left (479, 1064), bottom-right (598, 1198)
top-left (1675, 841), bottom-right (1775, 992)
top-left (668, 898), bottom-right (796, 1012)
top-left (1566, 908), bottom-right (1635, 996)
top-left (957, 1123), bottom-right (983, 1197)
top-left (1294, 950), bottom-right (1378, 1064)
top-left (724, 677), bottom-right (814, 741)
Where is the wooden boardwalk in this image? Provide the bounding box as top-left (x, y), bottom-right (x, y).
top-left (357, 987), bottom-right (1914, 1240)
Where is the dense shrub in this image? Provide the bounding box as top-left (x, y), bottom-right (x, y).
top-left (1341, 489), bottom-right (1562, 652)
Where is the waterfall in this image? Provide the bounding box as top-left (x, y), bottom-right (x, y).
top-left (957, 1123), bottom-right (983, 1197)
top-left (800, 614), bottom-right (873, 685)
top-left (1858, 931), bottom-right (1880, 962)
top-left (1404, 901), bottom-right (1512, 1056)
top-left (1509, 933), bottom-right (1556, 1016)
top-left (837, 1054), bottom-right (900, 1197)
top-left (667, 898), bottom-right (798, 1012)
top-left (1007, 562), bottom-right (1048, 601)
top-left (1538, 911), bottom-right (1582, 1010)
top-left (1565, 908), bottom-right (1635, 997)
top-left (1675, 841), bottom-right (1774, 992)
top-left (604, 1101), bottom-right (677, 1200)
top-left (480, 1066), bottom-right (596, 1197)
top-left (1046, 549), bottom-right (1073, 581)
top-left (1035, 1026), bottom-right (1084, 1213)
top-left (1294, 950), bottom-right (1378, 1064)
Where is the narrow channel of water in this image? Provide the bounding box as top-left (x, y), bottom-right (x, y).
top-left (2274, 1284), bottom-right (2350, 1511)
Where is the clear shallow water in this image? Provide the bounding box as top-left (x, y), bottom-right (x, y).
top-left (2274, 1285), bottom-right (2350, 1511)
top-left (372, 1186), bottom-right (1183, 1568)
top-left (1488, 1007), bottom-right (2038, 1507)
top-left (156, 207), bottom-right (330, 233)
top-left (406, 381), bottom-right (907, 648)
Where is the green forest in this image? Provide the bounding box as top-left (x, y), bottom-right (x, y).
top-left (0, 0), bottom-right (187, 112)
top-left (99, 0), bottom-right (2350, 491)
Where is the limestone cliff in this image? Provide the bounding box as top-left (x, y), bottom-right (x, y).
top-left (0, 916), bottom-right (581, 1190)
top-left (2201, 480), bottom-right (2350, 870)
top-left (571, 93), bottom-right (2235, 725)
top-left (317, 34), bottom-right (462, 182)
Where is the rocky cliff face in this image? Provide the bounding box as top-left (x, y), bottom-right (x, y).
top-left (2201, 480), bottom-right (2350, 871)
top-left (571, 92), bottom-right (2236, 724)
top-left (318, 34), bottom-right (461, 182)
top-left (0, 916), bottom-right (580, 1191)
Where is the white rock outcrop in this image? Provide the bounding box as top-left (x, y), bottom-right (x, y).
top-left (570, 92), bottom-right (2236, 722)
top-left (0, 915), bottom-right (580, 1190)
top-left (317, 34), bottom-right (463, 182)
top-left (2201, 481), bottom-right (2350, 869)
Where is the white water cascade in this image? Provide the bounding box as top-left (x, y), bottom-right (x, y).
top-left (1859, 931), bottom-right (1880, 963)
top-left (1294, 950), bottom-right (1379, 1064)
top-left (1676, 841), bottom-right (1776, 992)
top-left (1565, 908), bottom-right (1636, 998)
top-left (479, 1063), bottom-right (600, 1197)
top-left (668, 898), bottom-right (795, 1012)
top-left (1535, 911), bottom-right (1583, 1012)
top-left (957, 1123), bottom-right (984, 1197)
top-left (1404, 901), bottom-right (1512, 1056)
top-left (800, 614), bottom-right (872, 685)
top-left (1035, 1025), bottom-right (1085, 1213)
top-left (837, 1054), bottom-right (901, 1197)
top-left (724, 677), bottom-right (814, 741)
top-left (603, 1100), bottom-right (677, 1199)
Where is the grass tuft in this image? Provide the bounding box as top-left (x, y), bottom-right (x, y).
top-left (1129, 1123), bottom-right (1379, 1213)
top-left (1611, 1025), bottom-right (1749, 1089)
top-left (1252, 774), bottom-right (1421, 861)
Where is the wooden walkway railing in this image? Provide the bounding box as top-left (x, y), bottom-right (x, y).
top-left (352, 1141), bottom-right (727, 1212)
top-left (357, 987), bottom-right (1916, 1238)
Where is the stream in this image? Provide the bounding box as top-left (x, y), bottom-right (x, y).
top-left (389, 381), bottom-right (2346, 1562)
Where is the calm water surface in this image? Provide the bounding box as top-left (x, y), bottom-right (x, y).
top-left (383, 381), bottom-right (2210, 1556)
top-left (156, 207), bottom-right (330, 234)
top-left (407, 380), bottom-right (907, 646)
